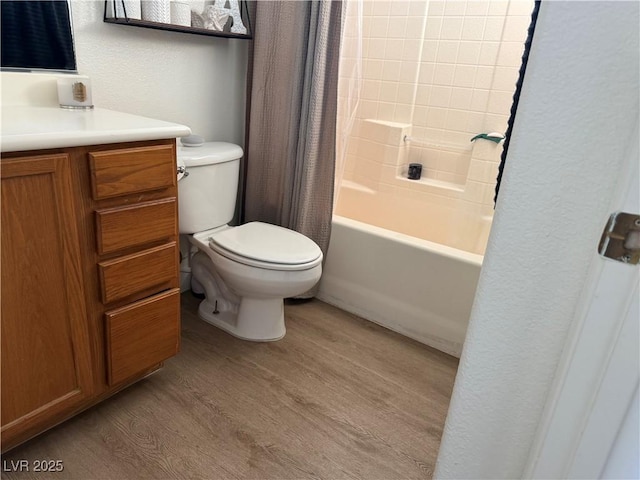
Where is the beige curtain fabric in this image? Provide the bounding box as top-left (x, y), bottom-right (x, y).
top-left (243, 0), bottom-right (342, 298)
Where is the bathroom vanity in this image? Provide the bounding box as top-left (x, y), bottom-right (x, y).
top-left (0, 105), bottom-right (190, 451)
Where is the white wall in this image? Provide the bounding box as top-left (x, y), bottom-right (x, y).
top-left (434, 1), bottom-right (639, 478)
top-left (70, 0), bottom-right (247, 144)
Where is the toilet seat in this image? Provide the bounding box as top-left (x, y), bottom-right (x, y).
top-left (204, 222), bottom-right (323, 272)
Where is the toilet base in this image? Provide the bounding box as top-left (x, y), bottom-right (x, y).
top-left (197, 297), bottom-right (286, 342)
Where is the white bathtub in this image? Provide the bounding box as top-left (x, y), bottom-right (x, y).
top-left (317, 216), bottom-right (483, 357)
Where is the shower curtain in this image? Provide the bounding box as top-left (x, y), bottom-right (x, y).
top-left (334, 0), bottom-right (363, 209)
top-left (243, 0), bottom-right (342, 298)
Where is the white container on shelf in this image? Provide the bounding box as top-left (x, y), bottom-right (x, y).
top-left (141, 0), bottom-right (171, 23)
top-left (170, 1), bottom-right (191, 26)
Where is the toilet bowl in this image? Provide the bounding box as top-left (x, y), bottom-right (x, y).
top-left (177, 141), bottom-right (323, 341)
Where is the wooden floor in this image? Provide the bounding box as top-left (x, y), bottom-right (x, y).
top-left (3, 294), bottom-right (458, 479)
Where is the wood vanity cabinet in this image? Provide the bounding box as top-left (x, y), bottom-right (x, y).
top-left (0, 139), bottom-right (181, 451)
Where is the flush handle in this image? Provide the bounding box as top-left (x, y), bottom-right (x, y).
top-left (177, 165), bottom-right (189, 178)
top-left (598, 212), bottom-right (640, 264)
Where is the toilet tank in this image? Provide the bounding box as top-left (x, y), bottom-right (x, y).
top-left (177, 142), bottom-right (243, 234)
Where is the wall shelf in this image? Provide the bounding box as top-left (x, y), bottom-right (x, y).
top-left (103, 1), bottom-right (252, 40)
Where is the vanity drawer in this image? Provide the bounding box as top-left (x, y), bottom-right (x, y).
top-left (95, 198), bottom-right (177, 255)
top-left (89, 145), bottom-right (175, 200)
top-left (105, 289), bottom-right (180, 385)
top-left (98, 242), bottom-right (178, 304)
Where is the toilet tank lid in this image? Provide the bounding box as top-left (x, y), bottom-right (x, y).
top-left (178, 142), bottom-right (243, 167)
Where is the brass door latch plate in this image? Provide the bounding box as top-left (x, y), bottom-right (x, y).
top-left (598, 212), bottom-right (640, 265)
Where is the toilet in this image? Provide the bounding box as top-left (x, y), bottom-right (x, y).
top-left (177, 141), bottom-right (323, 341)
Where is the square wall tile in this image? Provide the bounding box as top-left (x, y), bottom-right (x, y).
top-left (470, 89), bottom-right (490, 111)
top-left (478, 42), bottom-right (500, 65)
top-left (497, 41), bottom-right (526, 66)
top-left (427, 0), bottom-right (445, 16)
top-left (484, 113), bottom-right (509, 133)
top-left (433, 63), bottom-right (456, 85)
top-left (384, 39), bottom-right (405, 59)
top-left (464, 180), bottom-right (485, 202)
top-left (426, 107), bottom-right (448, 128)
top-left (486, 159), bottom-right (500, 179)
top-left (424, 127), bottom-right (444, 142)
top-left (450, 87), bottom-right (473, 110)
top-left (503, 15), bottom-right (532, 42)
top-left (402, 39), bottom-right (422, 61)
top-left (442, 130), bottom-right (473, 146)
top-left (487, 0), bottom-right (508, 16)
top-left (441, 16), bottom-right (464, 40)
top-left (408, 1), bottom-right (427, 16)
top-left (382, 61), bottom-right (402, 81)
top-left (429, 86), bottom-right (453, 108)
top-left (436, 41), bottom-right (460, 63)
top-left (389, 0), bottom-right (410, 16)
top-left (445, 109), bottom-right (471, 132)
top-left (358, 100), bottom-right (378, 119)
top-left (369, 16), bottom-right (389, 37)
top-left (492, 66), bottom-right (520, 92)
top-left (382, 144), bottom-right (401, 165)
top-left (439, 150), bottom-right (471, 174)
top-left (367, 38), bottom-right (387, 59)
top-left (358, 139), bottom-right (379, 160)
top-left (418, 62), bottom-right (435, 84)
top-left (474, 66), bottom-right (494, 89)
top-left (508, 0), bottom-right (535, 16)
top-left (393, 104), bottom-right (413, 123)
top-left (437, 171), bottom-right (465, 185)
top-left (466, 111), bottom-right (485, 132)
top-left (380, 81), bottom-right (400, 102)
top-left (420, 148), bottom-right (441, 169)
top-left (416, 84), bottom-right (432, 104)
top-left (405, 16), bottom-right (425, 39)
top-left (398, 61), bottom-right (419, 83)
top-left (418, 62), bottom-right (436, 86)
top-left (413, 105), bottom-right (428, 125)
top-left (372, 1), bottom-right (391, 16)
top-left (425, 17), bottom-right (443, 39)
top-left (388, 17), bottom-right (408, 39)
top-left (421, 40), bottom-right (439, 62)
top-left (465, 0), bottom-right (489, 16)
top-left (397, 83), bottom-right (415, 104)
top-left (468, 160), bottom-right (485, 181)
top-left (444, 0), bottom-right (467, 16)
top-left (363, 17), bottom-right (373, 38)
top-left (461, 16), bottom-right (485, 40)
top-left (377, 101), bottom-right (395, 120)
top-left (484, 17), bottom-right (505, 41)
top-left (457, 41), bottom-right (482, 65)
top-left (362, 79), bottom-right (382, 100)
top-left (453, 65), bottom-right (477, 88)
top-left (364, 59), bottom-right (385, 79)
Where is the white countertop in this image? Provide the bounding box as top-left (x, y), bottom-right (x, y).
top-left (1, 106), bottom-right (191, 152)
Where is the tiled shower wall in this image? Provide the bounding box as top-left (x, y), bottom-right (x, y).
top-left (339, 0), bottom-right (534, 215)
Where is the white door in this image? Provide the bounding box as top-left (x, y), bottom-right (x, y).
top-left (524, 125), bottom-right (640, 479)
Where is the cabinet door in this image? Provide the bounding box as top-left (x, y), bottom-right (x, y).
top-left (1, 154), bottom-right (93, 448)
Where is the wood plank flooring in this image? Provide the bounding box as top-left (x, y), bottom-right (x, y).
top-left (2, 294), bottom-right (458, 479)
